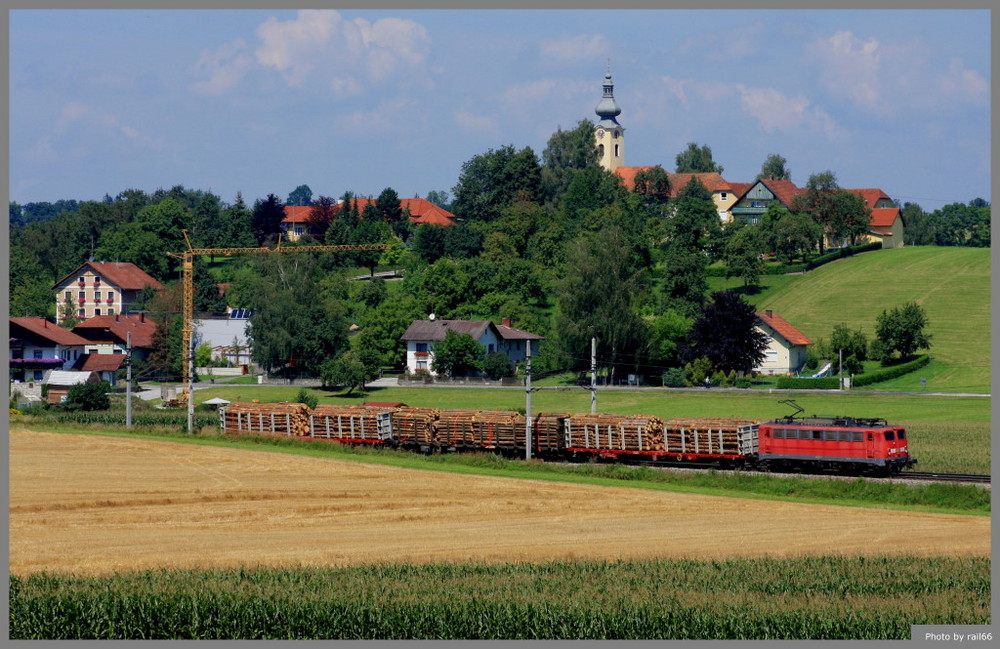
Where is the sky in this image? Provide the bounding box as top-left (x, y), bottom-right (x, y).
top-left (8, 9), bottom-right (992, 210)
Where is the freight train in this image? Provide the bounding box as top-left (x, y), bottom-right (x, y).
top-left (218, 399), bottom-right (916, 476)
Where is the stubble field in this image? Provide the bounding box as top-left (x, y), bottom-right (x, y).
top-left (9, 429), bottom-right (989, 577)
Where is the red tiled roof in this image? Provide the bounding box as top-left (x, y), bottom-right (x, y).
top-left (53, 262), bottom-right (165, 291)
top-left (756, 311), bottom-right (813, 346)
top-left (9, 317), bottom-right (90, 347)
top-left (282, 198), bottom-right (457, 228)
top-left (72, 314), bottom-right (158, 348)
top-left (847, 188), bottom-right (892, 209)
top-left (870, 207), bottom-right (900, 229)
top-left (669, 172), bottom-right (732, 195)
top-left (614, 166), bottom-right (654, 191)
top-left (614, 167), bottom-right (733, 197)
top-left (73, 353), bottom-right (125, 372)
top-left (282, 205), bottom-right (313, 224)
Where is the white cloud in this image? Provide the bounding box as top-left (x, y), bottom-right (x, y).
top-left (540, 33), bottom-right (609, 64)
top-left (657, 76), bottom-right (732, 106)
top-left (192, 38), bottom-right (254, 95)
top-left (737, 85), bottom-right (842, 139)
top-left (938, 57), bottom-right (988, 104)
top-left (252, 10), bottom-right (431, 91)
top-left (809, 30), bottom-right (886, 113)
top-left (49, 102), bottom-right (163, 151)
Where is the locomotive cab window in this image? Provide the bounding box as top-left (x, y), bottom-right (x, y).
top-left (897, 431), bottom-right (906, 440)
top-left (884, 431), bottom-right (895, 441)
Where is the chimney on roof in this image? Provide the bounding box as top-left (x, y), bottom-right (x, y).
top-left (501, 318), bottom-right (512, 327)
top-left (765, 310), bottom-right (773, 318)
top-left (115, 314), bottom-right (119, 322)
top-left (140, 313), bottom-right (145, 323)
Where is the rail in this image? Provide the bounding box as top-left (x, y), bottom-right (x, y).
top-left (898, 471), bottom-right (990, 484)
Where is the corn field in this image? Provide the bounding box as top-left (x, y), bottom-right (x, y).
top-left (10, 556), bottom-right (989, 639)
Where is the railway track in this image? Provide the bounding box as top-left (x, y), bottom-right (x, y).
top-left (898, 471), bottom-right (991, 484)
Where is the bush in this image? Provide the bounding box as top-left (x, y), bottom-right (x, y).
top-left (481, 352), bottom-right (516, 380)
top-left (853, 355), bottom-right (931, 387)
top-left (661, 368), bottom-right (687, 388)
top-left (64, 380), bottom-right (112, 411)
top-left (295, 388), bottom-right (318, 410)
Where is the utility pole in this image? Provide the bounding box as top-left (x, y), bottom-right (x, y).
top-left (187, 325), bottom-right (195, 435)
top-left (525, 341), bottom-right (532, 460)
top-left (126, 331), bottom-right (132, 429)
top-left (839, 348), bottom-right (843, 390)
top-left (590, 337), bottom-right (597, 413)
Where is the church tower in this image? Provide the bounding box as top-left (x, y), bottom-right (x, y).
top-left (594, 64), bottom-right (624, 172)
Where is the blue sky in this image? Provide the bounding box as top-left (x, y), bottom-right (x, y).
top-left (9, 9), bottom-right (991, 210)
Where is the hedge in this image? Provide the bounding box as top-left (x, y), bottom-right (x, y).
top-left (774, 377), bottom-right (840, 390)
top-left (31, 411), bottom-right (218, 430)
top-left (852, 355), bottom-right (931, 387)
top-left (708, 242), bottom-right (882, 278)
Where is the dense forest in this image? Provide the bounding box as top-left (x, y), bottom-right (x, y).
top-left (8, 120), bottom-right (990, 383)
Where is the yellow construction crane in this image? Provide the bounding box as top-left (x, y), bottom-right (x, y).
top-left (168, 230), bottom-right (389, 433)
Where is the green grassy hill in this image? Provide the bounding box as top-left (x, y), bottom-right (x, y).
top-left (753, 246), bottom-right (990, 394)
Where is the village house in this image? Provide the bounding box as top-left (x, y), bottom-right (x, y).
top-left (400, 318), bottom-right (543, 376)
top-left (754, 310), bottom-right (813, 375)
top-left (193, 308), bottom-right (253, 367)
top-left (53, 261), bottom-right (164, 322)
top-left (42, 370), bottom-right (102, 405)
top-left (281, 198), bottom-right (457, 241)
top-left (9, 317), bottom-right (90, 382)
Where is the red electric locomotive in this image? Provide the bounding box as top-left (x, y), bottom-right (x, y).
top-left (755, 401), bottom-right (916, 475)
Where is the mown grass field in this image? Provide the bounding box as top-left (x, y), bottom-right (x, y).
top-left (754, 246), bottom-right (990, 394)
top-left (10, 557), bottom-right (990, 639)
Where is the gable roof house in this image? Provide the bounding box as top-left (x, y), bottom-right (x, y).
top-left (400, 319), bottom-right (543, 376)
top-left (9, 317), bottom-right (90, 382)
top-left (282, 198), bottom-right (457, 241)
top-left (754, 310), bottom-right (813, 375)
top-left (728, 178), bottom-right (807, 225)
top-left (846, 188), bottom-right (905, 249)
top-left (53, 261), bottom-right (164, 322)
top-left (42, 370), bottom-right (102, 405)
top-left (71, 313), bottom-right (158, 360)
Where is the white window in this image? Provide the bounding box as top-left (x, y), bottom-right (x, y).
top-left (108, 308), bottom-right (115, 315)
top-left (720, 192), bottom-right (728, 201)
top-left (94, 308), bottom-right (101, 316)
top-left (765, 350), bottom-right (778, 362)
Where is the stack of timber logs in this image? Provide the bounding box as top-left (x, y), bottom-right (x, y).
top-left (221, 402), bottom-right (312, 437)
top-left (662, 418), bottom-right (760, 455)
top-left (563, 413), bottom-right (666, 452)
top-left (532, 413), bottom-right (570, 453)
top-left (390, 407), bottom-right (440, 445)
top-left (434, 409), bottom-right (483, 447)
top-left (474, 410), bottom-right (526, 449)
top-left (308, 405), bottom-right (391, 441)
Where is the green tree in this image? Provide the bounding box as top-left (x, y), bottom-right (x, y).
top-left (219, 193), bottom-right (256, 248)
top-left (674, 142), bottom-right (724, 174)
top-left (320, 349), bottom-right (378, 394)
top-left (286, 184), bottom-right (313, 207)
top-left (631, 165), bottom-right (672, 204)
top-left (356, 277), bottom-right (388, 309)
top-left (431, 329), bottom-right (483, 377)
top-left (829, 323), bottom-right (869, 375)
top-left (424, 190), bottom-right (450, 209)
top-left (647, 309), bottom-right (692, 367)
top-left (451, 145), bottom-right (544, 222)
top-left (540, 119), bottom-right (598, 206)
top-left (554, 227), bottom-right (649, 379)
top-left (756, 153), bottom-right (791, 180)
top-left (411, 224), bottom-right (448, 264)
top-left (874, 302), bottom-right (933, 361)
top-left (684, 291), bottom-right (768, 374)
top-left (64, 380), bottom-right (112, 412)
top-left (792, 172), bottom-right (870, 251)
top-left (724, 226), bottom-right (766, 287)
top-left (358, 292), bottom-right (423, 368)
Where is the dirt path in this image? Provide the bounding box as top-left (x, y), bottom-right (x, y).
top-left (9, 430), bottom-right (990, 576)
